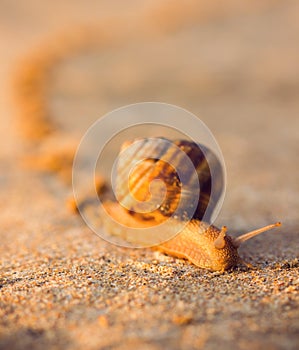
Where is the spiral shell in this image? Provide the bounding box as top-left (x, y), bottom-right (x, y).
top-left (113, 137), bottom-right (224, 224)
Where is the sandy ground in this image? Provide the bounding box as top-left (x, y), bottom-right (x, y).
top-left (0, 1), bottom-right (299, 349)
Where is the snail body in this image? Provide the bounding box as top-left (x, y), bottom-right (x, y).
top-left (101, 201), bottom-right (239, 271)
top-left (101, 200), bottom-right (280, 271)
top-left (99, 137), bottom-right (281, 271)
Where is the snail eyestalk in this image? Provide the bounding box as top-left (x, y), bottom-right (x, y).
top-left (233, 222), bottom-right (281, 248)
top-left (214, 226), bottom-right (227, 249)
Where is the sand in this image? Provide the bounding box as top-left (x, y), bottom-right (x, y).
top-left (0, 1), bottom-right (298, 349)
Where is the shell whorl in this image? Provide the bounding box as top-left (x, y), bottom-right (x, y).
top-left (114, 137), bottom-right (224, 224)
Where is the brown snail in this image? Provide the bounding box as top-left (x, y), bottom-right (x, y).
top-left (99, 137), bottom-right (281, 272)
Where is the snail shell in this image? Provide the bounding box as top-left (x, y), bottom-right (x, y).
top-left (114, 137), bottom-right (224, 224)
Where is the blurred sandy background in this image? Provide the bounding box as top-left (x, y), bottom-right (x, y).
top-left (0, 1), bottom-right (298, 349)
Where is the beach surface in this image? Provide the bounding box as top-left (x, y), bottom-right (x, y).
top-left (0, 1), bottom-right (298, 349)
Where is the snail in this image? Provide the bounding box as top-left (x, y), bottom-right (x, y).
top-left (97, 137), bottom-right (281, 272)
